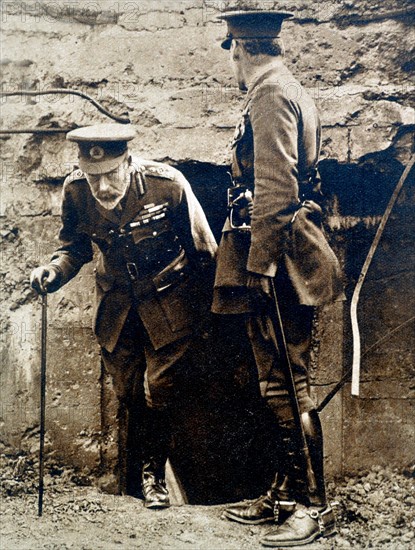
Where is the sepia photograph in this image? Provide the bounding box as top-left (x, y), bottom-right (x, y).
top-left (1, 1), bottom-right (414, 548)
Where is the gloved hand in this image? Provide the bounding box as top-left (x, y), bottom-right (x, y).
top-left (30, 265), bottom-right (62, 294)
top-left (247, 272), bottom-right (272, 307)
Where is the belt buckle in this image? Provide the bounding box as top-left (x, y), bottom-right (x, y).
top-left (126, 262), bottom-right (139, 281)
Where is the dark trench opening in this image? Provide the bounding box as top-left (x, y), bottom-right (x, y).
top-left (123, 161), bottom-right (280, 505)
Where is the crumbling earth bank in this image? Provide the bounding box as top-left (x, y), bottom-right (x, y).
top-left (1, 455), bottom-right (415, 549)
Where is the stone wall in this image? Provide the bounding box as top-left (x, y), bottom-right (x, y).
top-left (1, 0), bottom-right (414, 498)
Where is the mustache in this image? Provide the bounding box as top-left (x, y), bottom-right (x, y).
top-left (96, 191), bottom-right (119, 200)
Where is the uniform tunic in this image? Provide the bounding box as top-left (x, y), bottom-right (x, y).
top-left (50, 157), bottom-right (217, 408)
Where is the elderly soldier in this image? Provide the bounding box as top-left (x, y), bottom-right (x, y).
top-left (31, 123), bottom-right (217, 509)
top-left (212, 11), bottom-right (343, 547)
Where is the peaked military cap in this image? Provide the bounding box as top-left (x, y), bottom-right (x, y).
top-left (218, 10), bottom-right (294, 50)
top-left (66, 123), bottom-right (136, 175)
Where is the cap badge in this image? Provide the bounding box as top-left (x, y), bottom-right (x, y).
top-left (89, 145), bottom-right (105, 160)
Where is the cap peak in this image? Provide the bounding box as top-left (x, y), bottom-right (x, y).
top-left (66, 123), bottom-right (136, 143)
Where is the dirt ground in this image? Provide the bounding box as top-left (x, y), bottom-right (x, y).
top-left (1, 455), bottom-right (414, 550)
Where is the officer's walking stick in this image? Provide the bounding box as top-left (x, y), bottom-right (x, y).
top-left (267, 280), bottom-right (318, 498)
top-left (38, 292), bottom-right (47, 517)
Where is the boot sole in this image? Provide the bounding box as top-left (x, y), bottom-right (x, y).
top-left (223, 511), bottom-right (274, 525)
top-left (261, 526), bottom-right (337, 547)
top-left (144, 502), bottom-right (171, 509)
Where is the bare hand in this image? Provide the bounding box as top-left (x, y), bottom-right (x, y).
top-left (247, 272), bottom-right (272, 306)
top-left (30, 265), bottom-right (62, 294)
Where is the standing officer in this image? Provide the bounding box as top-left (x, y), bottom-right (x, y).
top-left (212, 11), bottom-right (344, 547)
top-left (31, 123), bottom-right (217, 509)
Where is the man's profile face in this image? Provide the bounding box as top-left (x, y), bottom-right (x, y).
top-left (86, 161), bottom-right (130, 210)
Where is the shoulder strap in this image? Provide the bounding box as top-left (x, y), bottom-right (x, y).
top-left (130, 156), bottom-right (176, 181)
top-left (64, 167), bottom-right (85, 185)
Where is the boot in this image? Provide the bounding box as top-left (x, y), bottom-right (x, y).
top-left (141, 408), bottom-right (171, 509)
top-left (260, 411), bottom-right (337, 547)
top-left (223, 474), bottom-right (296, 525)
top-left (142, 459), bottom-right (170, 509)
top-left (261, 504), bottom-right (336, 547)
top-left (223, 425), bottom-right (298, 525)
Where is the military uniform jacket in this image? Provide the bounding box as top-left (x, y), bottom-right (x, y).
top-left (50, 157), bottom-right (217, 352)
top-left (213, 64), bottom-right (343, 313)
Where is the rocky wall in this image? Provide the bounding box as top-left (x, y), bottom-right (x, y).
top-left (1, 0), bottom-right (414, 495)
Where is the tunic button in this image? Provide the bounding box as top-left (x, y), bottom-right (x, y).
top-left (153, 231), bottom-right (157, 236)
top-left (92, 233), bottom-right (97, 238)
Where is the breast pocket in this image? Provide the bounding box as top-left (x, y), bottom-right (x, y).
top-left (77, 222), bottom-right (114, 251)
